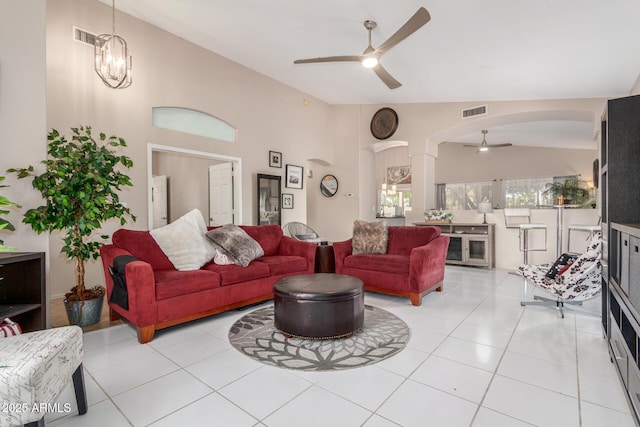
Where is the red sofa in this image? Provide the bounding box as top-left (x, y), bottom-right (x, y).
top-left (333, 226), bottom-right (449, 306)
top-left (100, 224), bottom-right (316, 343)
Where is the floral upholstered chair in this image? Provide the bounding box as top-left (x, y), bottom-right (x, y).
top-left (517, 232), bottom-right (601, 318)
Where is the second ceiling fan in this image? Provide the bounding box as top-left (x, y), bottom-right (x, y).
top-left (464, 130), bottom-right (513, 152)
top-left (293, 7), bottom-right (431, 89)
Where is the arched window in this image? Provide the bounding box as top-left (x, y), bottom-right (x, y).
top-left (152, 107), bottom-right (236, 142)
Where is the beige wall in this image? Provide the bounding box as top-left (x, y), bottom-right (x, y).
top-left (435, 143), bottom-right (597, 184)
top-left (43, 0), bottom-right (333, 297)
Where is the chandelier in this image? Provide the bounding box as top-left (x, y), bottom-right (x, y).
top-left (94, 0), bottom-right (132, 89)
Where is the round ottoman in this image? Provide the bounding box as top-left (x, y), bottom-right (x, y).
top-left (274, 273), bottom-right (364, 339)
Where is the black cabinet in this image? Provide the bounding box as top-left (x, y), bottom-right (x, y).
top-left (604, 93), bottom-right (640, 424)
top-left (0, 252), bottom-right (46, 332)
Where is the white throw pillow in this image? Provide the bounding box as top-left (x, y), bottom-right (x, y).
top-left (149, 209), bottom-right (216, 271)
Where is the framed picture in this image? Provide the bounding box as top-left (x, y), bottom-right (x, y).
top-left (282, 193), bottom-right (294, 209)
top-left (285, 164), bottom-right (304, 189)
top-left (269, 151), bottom-right (282, 168)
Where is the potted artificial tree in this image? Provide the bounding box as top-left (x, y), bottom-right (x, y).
top-left (8, 126), bottom-right (135, 326)
top-left (543, 178), bottom-right (590, 205)
top-left (0, 175), bottom-right (19, 251)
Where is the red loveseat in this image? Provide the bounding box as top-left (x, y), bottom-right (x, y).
top-left (333, 226), bottom-right (449, 306)
top-left (100, 224), bottom-right (316, 343)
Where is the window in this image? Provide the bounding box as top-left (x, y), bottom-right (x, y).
top-left (502, 177), bottom-right (553, 208)
top-left (441, 181), bottom-right (493, 210)
top-left (378, 189), bottom-right (411, 215)
top-left (152, 107), bottom-right (236, 142)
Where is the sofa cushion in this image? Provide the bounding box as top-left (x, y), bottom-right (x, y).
top-left (344, 254), bottom-right (410, 275)
top-left (255, 255), bottom-right (308, 276)
top-left (154, 269), bottom-right (221, 300)
top-left (387, 226), bottom-right (440, 255)
top-left (240, 225), bottom-right (283, 256)
top-left (150, 209), bottom-right (216, 271)
top-left (352, 220), bottom-right (388, 254)
top-left (206, 224), bottom-right (264, 267)
top-left (112, 229), bottom-right (174, 271)
top-left (203, 261), bottom-right (271, 286)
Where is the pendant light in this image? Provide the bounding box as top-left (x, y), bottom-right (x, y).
top-left (94, 0), bottom-right (132, 89)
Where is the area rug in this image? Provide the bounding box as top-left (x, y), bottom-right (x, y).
top-left (228, 305), bottom-right (409, 371)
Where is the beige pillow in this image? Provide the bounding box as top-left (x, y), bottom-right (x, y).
top-left (352, 220), bottom-right (388, 254)
top-left (149, 209), bottom-right (216, 271)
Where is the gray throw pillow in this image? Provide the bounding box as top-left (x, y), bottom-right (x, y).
top-left (352, 220), bottom-right (388, 254)
top-left (206, 224), bottom-right (264, 267)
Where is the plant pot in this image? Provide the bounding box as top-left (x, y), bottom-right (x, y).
top-left (63, 296), bottom-right (104, 327)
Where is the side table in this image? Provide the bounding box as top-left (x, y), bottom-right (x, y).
top-left (315, 244), bottom-right (335, 273)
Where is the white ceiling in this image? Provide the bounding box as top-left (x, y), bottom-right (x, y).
top-left (105, 0), bottom-right (640, 149)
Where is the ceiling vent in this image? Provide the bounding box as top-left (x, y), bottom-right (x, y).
top-left (462, 105), bottom-right (488, 119)
top-left (73, 26), bottom-right (99, 46)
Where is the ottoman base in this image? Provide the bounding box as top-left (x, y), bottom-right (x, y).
top-left (274, 273), bottom-right (364, 339)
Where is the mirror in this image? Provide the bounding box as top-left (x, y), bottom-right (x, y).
top-left (320, 174), bottom-right (339, 197)
top-left (257, 174), bottom-right (281, 225)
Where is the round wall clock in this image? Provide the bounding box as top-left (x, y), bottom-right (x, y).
top-left (370, 107), bottom-right (399, 140)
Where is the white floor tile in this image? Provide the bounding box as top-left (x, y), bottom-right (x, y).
top-left (410, 355), bottom-right (493, 403)
top-left (483, 375), bottom-right (580, 427)
top-left (263, 386), bottom-right (371, 427)
top-left (149, 393), bottom-right (257, 427)
top-left (498, 351), bottom-right (578, 397)
top-left (451, 320), bottom-right (514, 349)
top-left (186, 348), bottom-right (263, 390)
top-left (377, 379), bottom-right (478, 427)
top-left (375, 346), bottom-right (429, 377)
top-left (218, 366), bottom-right (311, 419)
top-left (471, 407), bottom-right (533, 427)
top-left (580, 401), bottom-right (637, 427)
top-left (112, 370), bottom-right (212, 426)
top-left (65, 266), bottom-right (634, 426)
top-left (49, 399), bottom-right (132, 427)
top-left (317, 366), bottom-right (404, 411)
top-left (89, 350), bottom-right (179, 396)
top-left (155, 332), bottom-right (229, 366)
top-left (433, 336), bottom-right (503, 372)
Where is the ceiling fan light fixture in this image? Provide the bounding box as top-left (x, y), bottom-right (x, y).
top-left (479, 146), bottom-right (489, 152)
top-left (362, 56), bottom-right (378, 68)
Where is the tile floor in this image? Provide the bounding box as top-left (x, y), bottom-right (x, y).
top-left (47, 267), bottom-right (637, 427)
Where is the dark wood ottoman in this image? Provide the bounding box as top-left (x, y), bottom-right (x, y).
top-left (273, 273), bottom-right (364, 339)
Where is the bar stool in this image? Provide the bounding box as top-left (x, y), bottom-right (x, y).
top-left (0, 326), bottom-right (87, 426)
top-left (504, 208), bottom-right (548, 264)
top-left (567, 219), bottom-right (601, 253)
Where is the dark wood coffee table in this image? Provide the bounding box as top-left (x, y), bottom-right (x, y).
top-left (273, 273), bottom-right (364, 339)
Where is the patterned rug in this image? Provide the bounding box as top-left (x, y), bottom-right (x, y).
top-left (228, 305), bottom-right (409, 371)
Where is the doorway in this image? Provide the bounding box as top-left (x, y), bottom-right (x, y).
top-left (147, 144), bottom-right (242, 228)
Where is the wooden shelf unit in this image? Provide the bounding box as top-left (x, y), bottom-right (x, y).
top-left (0, 252), bottom-right (46, 332)
top-left (415, 222), bottom-right (495, 269)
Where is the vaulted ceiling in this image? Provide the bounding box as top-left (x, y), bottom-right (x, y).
top-left (105, 0), bottom-right (640, 149)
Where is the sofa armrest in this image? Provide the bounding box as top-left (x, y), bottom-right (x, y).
top-left (278, 236), bottom-right (317, 273)
top-left (100, 244), bottom-right (158, 326)
top-left (332, 239), bottom-right (353, 273)
top-left (409, 235), bottom-right (450, 293)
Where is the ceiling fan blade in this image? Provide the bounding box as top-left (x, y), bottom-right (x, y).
top-left (376, 7), bottom-right (431, 54)
top-left (373, 64), bottom-right (401, 89)
top-left (463, 144), bottom-right (480, 148)
top-left (487, 143), bottom-right (513, 148)
top-left (294, 55), bottom-right (363, 64)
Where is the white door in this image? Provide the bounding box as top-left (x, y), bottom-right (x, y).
top-left (209, 163), bottom-right (234, 225)
top-left (152, 175), bottom-right (168, 228)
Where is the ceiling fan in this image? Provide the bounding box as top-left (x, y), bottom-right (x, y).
top-left (293, 7), bottom-right (431, 89)
top-left (464, 130), bottom-right (513, 152)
